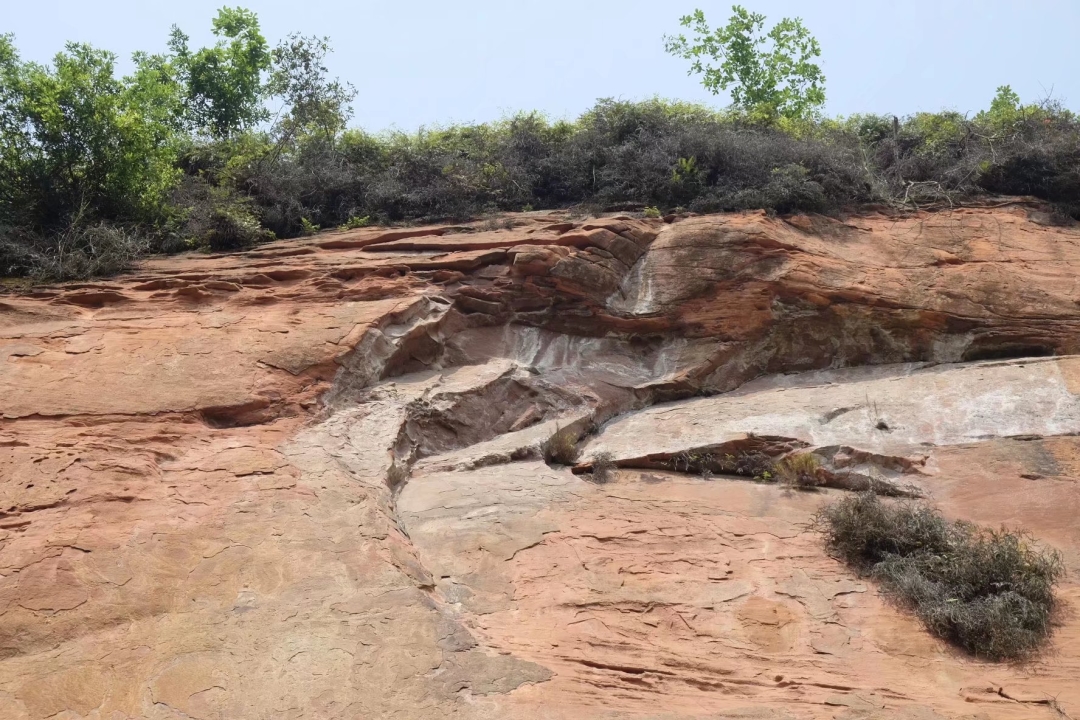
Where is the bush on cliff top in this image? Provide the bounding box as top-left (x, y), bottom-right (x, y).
top-left (216, 93), bottom-right (1080, 240)
top-left (815, 492), bottom-right (1064, 661)
top-left (3, 6), bottom-right (1080, 281)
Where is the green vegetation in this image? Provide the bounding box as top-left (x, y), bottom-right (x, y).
top-left (816, 493), bottom-right (1064, 660)
top-left (339, 215), bottom-right (372, 230)
top-left (2, 7), bottom-right (1079, 282)
top-left (664, 5), bottom-right (825, 121)
top-left (0, 7), bottom-right (352, 279)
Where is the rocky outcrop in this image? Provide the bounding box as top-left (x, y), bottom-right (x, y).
top-left (1, 202), bottom-right (1079, 719)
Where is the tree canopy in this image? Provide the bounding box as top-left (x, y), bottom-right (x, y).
top-left (664, 6), bottom-right (826, 121)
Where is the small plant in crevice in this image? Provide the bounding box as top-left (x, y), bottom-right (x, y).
top-left (339, 215), bottom-right (372, 230)
top-left (775, 452), bottom-right (824, 491)
top-left (479, 215), bottom-right (517, 232)
top-left (667, 448), bottom-right (782, 481)
top-left (299, 217), bottom-right (321, 236)
top-left (643, 206), bottom-right (662, 219)
top-left (386, 462), bottom-right (409, 491)
top-left (670, 450), bottom-right (715, 477)
top-left (588, 452), bottom-right (617, 484)
top-left (542, 425), bottom-right (580, 466)
top-left (730, 450), bottom-right (776, 482)
top-left (815, 492), bottom-right (1064, 661)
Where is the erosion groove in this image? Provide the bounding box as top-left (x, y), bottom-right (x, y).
top-left (2, 205), bottom-right (1080, 719)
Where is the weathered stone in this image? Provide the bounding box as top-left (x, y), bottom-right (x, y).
top-left (2, 205), bottom-right (1079, 719)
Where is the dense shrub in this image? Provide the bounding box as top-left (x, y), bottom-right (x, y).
top-left (0, 10), bottom-right (352, 280)
top-left (234, 95), bottom-right (1080, 237)
top-left (815, 493), bottom-right (1064, 660)
top-left (166, 176), bottom-right (271, 251)
top-left (0, 221), bottom-right (149, 280)
top-left (3, 8), bottom-right (1080, 282)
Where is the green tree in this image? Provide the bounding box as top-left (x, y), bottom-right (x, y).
top-left (0, 35), bottom-right (180, 230)
top-left (268, 34), bottom-right (356, 143)
top-left (975, 85), bottom-right (1023, 134)
top-left (664, 6), bottom-right (826, 121)
top-left (170, 7), bottom-right (271, 138)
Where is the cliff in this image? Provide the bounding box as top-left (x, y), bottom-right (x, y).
top-left (1, 202), bottom-right (1078, 719)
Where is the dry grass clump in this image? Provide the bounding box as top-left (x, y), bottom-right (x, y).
top-left (589, 452), bottom-right (617, 484)
top-left (815, 493), bottom-right (1064, 660)
top-left (775, 453), bottom-right (824, 490)
top-left (542, 425), bottom-right (580, 466)
top-left (1, 222), bottom-right (149, 280)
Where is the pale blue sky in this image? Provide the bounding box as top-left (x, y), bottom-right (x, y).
top-left (4, 0), bottom-right (1078, 130)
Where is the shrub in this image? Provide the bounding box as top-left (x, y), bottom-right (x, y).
top-left (731, 450), bottom-right (775, 481)
top-left (0, 34), bottom-right (182, 234)
top-left (542, 425), bottom-right (580, 466)
top-left (299, 217), bottom-right (320, 236)
top-left (589, 451), bottom-right (617, 484)
top-left (815, 493), bottom-right (1064, 660)
top-left (643, 206), bottom-right (661, 218)
top-left (167, 178), bottom-right (269, 251)
top-left (775, 452), bottom-right (823, 490)
top-left (203, 204), bottom-right (266, 251)
top-left (339, 215), bottom-right (371, 230)
top-left (0, 221), bottom-right (148, 280)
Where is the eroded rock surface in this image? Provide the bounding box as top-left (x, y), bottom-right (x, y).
top-left (1, 203), bottom-right (1079, 719)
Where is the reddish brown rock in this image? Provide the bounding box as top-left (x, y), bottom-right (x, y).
top-left (1, 202), bottom-right (1079, 719)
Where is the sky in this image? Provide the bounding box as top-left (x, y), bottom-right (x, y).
top-left (4, 0), bottom-right (1079, 131)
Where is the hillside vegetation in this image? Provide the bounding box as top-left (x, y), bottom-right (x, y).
top-left (2, 8), bottom-right (1079, 280)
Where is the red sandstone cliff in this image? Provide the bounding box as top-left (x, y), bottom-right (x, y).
top-left (1, 203), bottom-right (1078, 719)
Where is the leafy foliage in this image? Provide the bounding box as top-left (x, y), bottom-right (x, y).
top-left (2, 9), bottom-right (1080, 282)
top-left (339, 215), bottom-right (372, 230)
top-left (169, 7), bottom-right (272, 138)
top-left (0, 8), bottom-right (356, 279)
top-left (816, 493), bottom-right (1064, 660)
top-left (0, 35), bottom-right (181, 231)
top-left (268, 34), bottom-right (356, 143)
top-left (664, 6), bottom-right (825, 121)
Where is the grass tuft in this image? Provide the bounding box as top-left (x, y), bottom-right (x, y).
top-left (775, 452), bottom-right (824, 490)
top-left (589, 451), bottom-right (617, 484)
top-left (542, 425), bottom-right (580, 466)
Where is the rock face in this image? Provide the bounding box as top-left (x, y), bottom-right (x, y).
top-left (1, 202), bottom-right (1079, 719)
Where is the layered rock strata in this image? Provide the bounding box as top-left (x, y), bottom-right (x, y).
top-left (1, 203), bottom-right (1078, 719)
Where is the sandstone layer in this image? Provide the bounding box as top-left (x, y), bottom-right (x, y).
top-left (1, 203), bottom-right (1079, 719)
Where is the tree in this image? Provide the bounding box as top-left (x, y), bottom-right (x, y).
top-left (170, 7), bottom-right (271, 138)
top-left (975, 85), bottom-right (1023, 134)
top-left (267, 34), bottom-right (356, 144)
top-left (664, 6), bottom-right (825, 121)
top-left (0, 35), bottom-right (180, 229)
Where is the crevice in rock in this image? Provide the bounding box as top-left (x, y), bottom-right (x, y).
top-left (571, 438), bottom-right (926, 497)
top-left (961, 342), bottom-right (1056, 363)
top-left (198, 399), bottom-right (277, 428)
